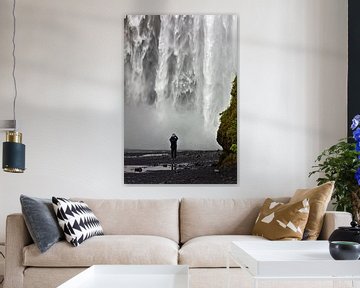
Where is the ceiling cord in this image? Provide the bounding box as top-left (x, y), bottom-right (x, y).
top-left (12, 0), bottom-right (18, 130)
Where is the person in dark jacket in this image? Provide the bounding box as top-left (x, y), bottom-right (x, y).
top-left (169, 133), bottom-right (178, 159)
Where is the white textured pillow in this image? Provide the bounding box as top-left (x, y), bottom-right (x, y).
top-left (52, 197), bottom-right (104, 247)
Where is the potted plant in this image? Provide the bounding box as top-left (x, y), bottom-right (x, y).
top-left (309, 115), bottom-right (360, 222)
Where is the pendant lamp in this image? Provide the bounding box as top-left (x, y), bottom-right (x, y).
top-left (1, 0), bottom-right (26, 173)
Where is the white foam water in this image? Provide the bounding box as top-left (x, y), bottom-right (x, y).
top-left (124, 15), bottom-right (237, 150)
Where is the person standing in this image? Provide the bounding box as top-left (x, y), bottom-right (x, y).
top-left (169, 133), bottom-right (178, 159)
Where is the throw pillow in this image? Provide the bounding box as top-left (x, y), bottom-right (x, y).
top-left (52, 197), bottom-right (104, 247)
top-left (289, 181), bottom-right (334, 240)
top-left (20, 195), bottom-right (64, 253)
top-left (252, 198), bottom-right (310, 240)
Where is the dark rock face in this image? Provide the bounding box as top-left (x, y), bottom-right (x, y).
top-left (216, 76), bottom-right (237, 166)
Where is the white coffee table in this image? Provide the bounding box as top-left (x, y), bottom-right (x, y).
top-left (228, 241), bottom-right (360, 288)
top-left (58, 265), bottom-right (189, 288)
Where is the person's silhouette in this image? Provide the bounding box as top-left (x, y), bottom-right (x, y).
top-left (169, 133), bottom-right (178, 159)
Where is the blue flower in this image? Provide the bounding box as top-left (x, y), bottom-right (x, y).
top-left (350, 115), bottom-right (360, 185)
top-left (352, 115), bottom-right (360, 130)
top-left (356, 168), bottom-right (360, 186)
top-left (354, 128), bottom-right (360, 142)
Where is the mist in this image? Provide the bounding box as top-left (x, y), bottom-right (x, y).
top-left (125, 104), bottom-right (223, 150)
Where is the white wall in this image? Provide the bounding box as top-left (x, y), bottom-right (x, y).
top-left (0, 0), bottom-right (347, 242)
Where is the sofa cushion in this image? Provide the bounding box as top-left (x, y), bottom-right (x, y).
top-left (52, 197), bottom-right (104, 247)
top-left (179, 235), bottom-right (267, 268)
top-left (252, 198), bottom-right (310, 240)
top-left (290, 181), bottom-right (334, 240)
top-left (180, 198), bottom-right (289, 243)
top-left (24, 268), bottom-right (86, 288)
top-left (20, 195), bottom-right (64, 253)
top-left (72, 198), bottom-right (179, 243)
top-left (23, 235), bottom-right (178, 267)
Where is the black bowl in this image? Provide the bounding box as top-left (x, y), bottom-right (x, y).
top-left (329, 241), bottom-right (360, 260)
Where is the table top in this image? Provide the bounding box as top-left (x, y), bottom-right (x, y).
top-left (231, 240), bottom-right (360, 278)
top-left (58, 265), bottom-right (189, 288)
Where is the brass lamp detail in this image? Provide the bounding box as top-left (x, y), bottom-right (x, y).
top-left (6, 130), bottom-right (22, 143)
top-left (2, 131), bottom-right (25, 173)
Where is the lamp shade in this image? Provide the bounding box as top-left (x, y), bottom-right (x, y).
top-left (2, 131), bottom-right (25, 173)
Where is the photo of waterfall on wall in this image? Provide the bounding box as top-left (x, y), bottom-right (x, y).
top-left (124, 14), bottom-right (237, 184)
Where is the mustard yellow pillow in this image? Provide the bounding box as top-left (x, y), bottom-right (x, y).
top-left (252, 198), bottom-right (310, 240)
top-left (289, 181), bottom-right (334, 240)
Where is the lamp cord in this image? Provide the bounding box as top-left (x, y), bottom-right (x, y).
top-left (12, 0), bottom-right (18, 130)
top-left (0, 251), bottom-right (4, 284)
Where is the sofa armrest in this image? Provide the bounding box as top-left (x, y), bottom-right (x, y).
top-left (318, 211), bottom-right (352, 240)
top-left (4, 213), bottom-right (33, 288)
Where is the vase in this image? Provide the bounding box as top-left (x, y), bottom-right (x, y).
top-left (329, 221), bottom-right (360, 244)
top-left (329, 241), bottom-right (360, 260)
top-left (352, 191), bottom-right (360, 223)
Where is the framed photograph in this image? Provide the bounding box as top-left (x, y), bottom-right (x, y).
top-left (124, 14), bottom-right (237, 184)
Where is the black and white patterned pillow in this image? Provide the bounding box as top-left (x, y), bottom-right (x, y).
top-left (52, 197), bottom-right (104, 247)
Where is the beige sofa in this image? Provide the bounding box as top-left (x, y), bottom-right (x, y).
top-left (4, 198), bottom-right (352, 288)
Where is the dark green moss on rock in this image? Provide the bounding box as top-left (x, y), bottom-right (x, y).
top-left (217, 76), bottom-right (237, 166)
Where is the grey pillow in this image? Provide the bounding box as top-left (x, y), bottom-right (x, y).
top-left (20, 195), bottom-right (64, 253)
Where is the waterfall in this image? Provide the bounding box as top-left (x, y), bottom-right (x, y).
top-left (124, 15), bottom-right (237, 150)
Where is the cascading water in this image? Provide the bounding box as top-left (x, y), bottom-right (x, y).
top-left (124, 15), bottom-right (237, 150)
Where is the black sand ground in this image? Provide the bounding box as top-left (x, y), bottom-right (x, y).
top-left (124, 150), bottom-right (237, 184)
